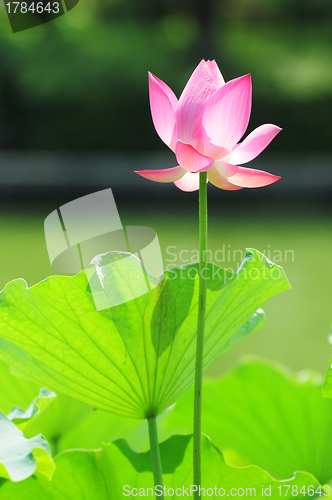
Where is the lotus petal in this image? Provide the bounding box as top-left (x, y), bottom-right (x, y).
top-left (215, 161), bottom-right (280, 188)
top-left (225, 124), bottom-right (282, 165)
top-left (135, 166), bottom-right (186, 183)
top-left (176, 60), bottom-right (224, 147)
top-left (203, 74), bottom-right (252, 152)
top-left (208, 166), bottom-right (243, 191)
top-left (175, 140), bottom-right (214, 173)
top-left (149, 73), bottom-right (178, 150)
top-left (174, 172), bottom-right (202, 192)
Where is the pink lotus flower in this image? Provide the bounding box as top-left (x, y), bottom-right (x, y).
top-left (135, 60), bottom-right (281, 192)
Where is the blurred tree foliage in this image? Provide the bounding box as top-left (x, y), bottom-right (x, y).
top-left (0, 0), bottom-right (331, 152)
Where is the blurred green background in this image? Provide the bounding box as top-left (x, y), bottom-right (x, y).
top-left (0, 0), bottom-right (332, 151)
top-left (1, 206), bottom-right (331, 377)
top-left (0, 0), bottom-right (331, 378)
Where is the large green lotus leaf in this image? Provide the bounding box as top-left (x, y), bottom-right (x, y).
top-left (0, 360), bottom-right (40, 415)
top-left (0, 435), bottom-right (320, 499)
top-left (323, 357), bottom-right (332, 401)
top-left (158, 359), bottom-right (332, 485)
top-left (52, 405), bottom-right (146, 454)
top-left (0, 358), bottom-right (99, 454)
top-left (0, 250), bottom-right (289, 419)
top-left (0, 356), bottom-right (142, 456)
top-left (8, 388), bottom-right (56, 431)
top-left (23, 392), bottom-right (144, 456)
top-left (0, 411), bottom-right (54, 482)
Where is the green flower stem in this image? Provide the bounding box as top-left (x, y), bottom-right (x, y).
top-left (147, 415), bottom-right (164, 499)
top-left (193, 171), bottom-right (208, 497)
